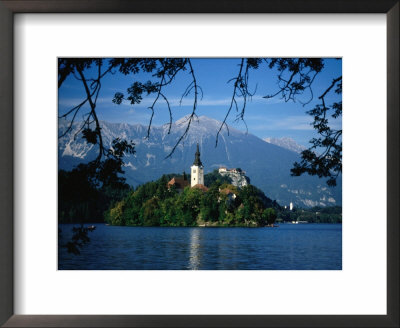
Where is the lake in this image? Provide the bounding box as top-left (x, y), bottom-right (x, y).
top-left (58, 223), bottom-right (342, 270)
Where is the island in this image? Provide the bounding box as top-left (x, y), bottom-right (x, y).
top-left (59, 143), bottom-right (342, 227)
top-left (105, 144), bottom-right (279, 227)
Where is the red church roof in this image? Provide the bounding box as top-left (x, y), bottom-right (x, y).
top-left (167, 177), bottom-right (190, 191)
top-left (192, 184), bottom-right (209, 192)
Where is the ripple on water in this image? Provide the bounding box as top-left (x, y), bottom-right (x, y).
top-left (58, 224), bottom-right (342, 270)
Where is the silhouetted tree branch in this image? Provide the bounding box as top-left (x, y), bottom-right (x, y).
top-left (215, 58), bottom-right (261, 146)
top-left (166, 58), bottom-right (202, 158)
top-left (109, 58), bottom-right (199, 158)
top-left (291, 76), bottom-right (342, 186)
top-left (234, 58), bottom-right (341, 186)
top-left (264, 58), bottom-right (323, 104)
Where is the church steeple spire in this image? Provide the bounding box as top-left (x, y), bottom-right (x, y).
top-left (190, 143), bottom-right (204, 187)
top-left (193, 143), bottom-right (203, 166)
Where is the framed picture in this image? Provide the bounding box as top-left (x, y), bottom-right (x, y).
top-left (57, 56), bottom-right (343, 270)
top-left (1, 1), bottom-right (398, 327)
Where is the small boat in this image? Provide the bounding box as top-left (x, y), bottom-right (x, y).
top-left (87, 225), bottom-right (96, 231)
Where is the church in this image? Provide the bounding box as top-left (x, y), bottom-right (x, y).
top-left (167, 143), bottom-right (208, 192)
top-left (190, 144), bottom-right (208, 192)
top-left (190, 143), bottom-right (204, 187)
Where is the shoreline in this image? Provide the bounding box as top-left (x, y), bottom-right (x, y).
top-left (59, 222), bottom-right (342, 228)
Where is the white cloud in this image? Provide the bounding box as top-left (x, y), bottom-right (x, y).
top-left (245, 113), bottom-right (342, 132)
top-left (59, 92), bottom-right (283, 112)
top-left (248, 115), bottom-right (314, 131)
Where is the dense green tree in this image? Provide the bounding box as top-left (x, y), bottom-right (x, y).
top-left (59, 165), bottom-right (131, 223)
top-left (156, 175), bottom-right (170, 200)
top-left (262, 208), bottom-right (277, 225)
top-left (200, 185), bottom-right (220, 222)
top-left (104, 175), bottom-right (284, 227)
top-left (142, 197), bottom-right (161, 226)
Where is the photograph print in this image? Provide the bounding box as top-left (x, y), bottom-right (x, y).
top-left (58, 58), bottom-right (342, 270)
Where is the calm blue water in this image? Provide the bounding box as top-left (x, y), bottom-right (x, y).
top-left (58, 224), bottom-right (342, 270)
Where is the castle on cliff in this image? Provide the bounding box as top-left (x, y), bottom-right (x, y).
top-left (218, 167), bottom-right (249, 188)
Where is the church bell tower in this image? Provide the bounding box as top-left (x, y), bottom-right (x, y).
top-left (191, 143), bottom-right (204, 187)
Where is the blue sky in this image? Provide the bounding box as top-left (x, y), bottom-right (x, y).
top-left (59, 58), bottom-right (342, 147)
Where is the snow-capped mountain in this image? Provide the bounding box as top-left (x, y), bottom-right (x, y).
top-left (58, 115), bottom-right (341, 208)
top-left (263, 137), bottom-right (307, 154)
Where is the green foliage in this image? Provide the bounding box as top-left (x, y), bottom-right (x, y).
top-left (262, 208), bottom-right (277, 225)
top-left (200, 185), bottom-right (220, 222)
top-left (142, 197), bottom-right (161, 226)
top-left (58, 167), bottom-right (131, 223)
top-left (105, 174), bottom-right (281, 227)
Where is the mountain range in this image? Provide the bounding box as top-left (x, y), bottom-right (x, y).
top-left (58, 115), bottom-right (341, 208)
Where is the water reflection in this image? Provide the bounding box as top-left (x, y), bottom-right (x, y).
top-left (59, 224), bottom-right (342, 270)
top-left (188, 228), bottom-right (202, 269)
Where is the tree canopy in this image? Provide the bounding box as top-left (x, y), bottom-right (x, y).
top-left (105, 173), bottom-right (280, 227)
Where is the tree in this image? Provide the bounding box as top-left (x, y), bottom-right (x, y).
top-left (261, 58), bottom-right (342, 186)
top-left (200, 186), bottom-right (220, 222)
top-left (290, 76), bottom-right (342, 186)
top-left (59, 59), bottom-right (135, 190)
top-left (262, 208), bottom-right (277, 226)
top-left (58, 58), bottom-right (341, 187)
top-left (142, 197), bottom-right (161, 226)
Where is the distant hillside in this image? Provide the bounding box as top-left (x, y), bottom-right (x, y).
top-left (58, 115), bottom-right (341, 207)
top-left (263, 137), bottom-right (306, 154)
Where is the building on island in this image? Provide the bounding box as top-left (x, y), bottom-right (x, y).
top-left (167, 145), bottom-right (248, 194)
top-left (218, 167), bottom-right (246, 175)
top-left (167, 144), bottom-right (207, 192)
top-left (167, 172), bottom-right (190, 193)
top-left (191, 143), bottom-right (204, 187)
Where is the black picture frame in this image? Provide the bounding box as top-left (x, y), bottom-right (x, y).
top-left (0, 1), bottom-right (398, 327)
